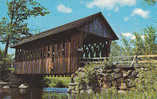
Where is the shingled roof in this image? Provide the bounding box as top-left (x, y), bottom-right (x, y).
top-left (11, 12), bottom-right (118, 48)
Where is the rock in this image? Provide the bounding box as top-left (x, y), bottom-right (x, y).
top-left (114, 68), bottom-right (121, 73)
top-left (79, 72), bottom-right (86, 78)
top-left (78, 67), bottom-right (85, 72)
top-left (87, 88), bottom-right (93, 94)
top-left (19, 84), bottom-right (28, 89)
top-left (123, 73), bottom-right (128, 78)
top-left (127, 80), bottom-right (134, 88)
top-left (97, 69), bottom-right (103, 73)
top-left (3, 85), bottom-right (10, 88)
top-left (0, 81), bottom-right (8, 85)
top-left (69, 83), bottom-right (77, 86)
top-left (114, 73), bottom-right (122, 79)
top-left (118, 90), bottom-right (126, 94)
top-left (131, 71), bottom-right (138, 77)
top-left (19, 88), bottom-right (27, 94)
top-left (80, 90), bottom-right (86, 94)
top-left (103, 83), bottom-right (108, 88)
top-left (106, 69), bottom-right (113, 73)
top-left (94, 66), bottom-right (101, 70)
top-left (72, 90), bottom-right (78, 94)
top-left (68, 86), bottom-right (74, 90)
top-left (67, 88), bottom-right (72, 93)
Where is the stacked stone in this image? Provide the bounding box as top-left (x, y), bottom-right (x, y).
top-left (68, 65), bottom-right (138, 94)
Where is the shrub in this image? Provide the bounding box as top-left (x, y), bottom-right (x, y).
top-left (44, 76), bottom-right (71, 88)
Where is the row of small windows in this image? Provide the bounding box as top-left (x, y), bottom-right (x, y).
top-left (16, 42), bottom-right (67, 61)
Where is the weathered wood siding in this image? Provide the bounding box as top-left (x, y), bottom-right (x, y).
top-left (14, 30), bottom-right (84, 75)
top-left (80, 17), bottom-right (113, 39)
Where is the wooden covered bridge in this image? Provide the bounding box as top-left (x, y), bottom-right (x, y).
top-left (11, 12), bottom-right (118, 76)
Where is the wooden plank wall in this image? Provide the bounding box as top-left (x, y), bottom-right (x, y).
top-left (14, 31), bottom-right (84, 75)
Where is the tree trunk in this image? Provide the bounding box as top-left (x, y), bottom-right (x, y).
top-left (4, 36), bottom-right (10, 57)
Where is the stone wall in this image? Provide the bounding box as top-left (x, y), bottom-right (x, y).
top-left (68, 65), bottom-right (138, 94)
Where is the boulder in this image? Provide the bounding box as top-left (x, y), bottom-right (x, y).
top-left (118, 90), bottom-right (126, 94)
top-left (0, 81), bottom-right (8, 85)
top-left (114, 68), bottom-right (121, 73)
top-left (106, 69), bottom-right (113, 73)
top-left (103, 83), bottom-right (109, 88)
top-left (19, 88), bottom-right (27, 94)
top-left (79, 72), bottom-right (86, 78)
top-left (80, 90), bottom-right (86, 94)
top-left (69, 83), bottom-right (77, 86)
top-left (114, 73), bottom-right (122, 79)
top-left (87, 88), bottom-right (93, 94)
top-left (78, 67), bottom-right (85, 72)
top-left (19, 84), bottom-right (28, 89)
top-left (3, 85), bottom-right (10, 88)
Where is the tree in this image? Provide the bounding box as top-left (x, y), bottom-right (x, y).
top-left (110, 41), bottom-right (122, 56)
top-left (0, 0), bottom-right (49, 57)
top-left (0, 48), bottom-right (13, 80)
top-left (132, 26), bottom-right (157, 55)
top-left (145, 0), bottom-right (157, 5)
top-left (120, 26), bottom-right (157, 56)
top-left (132, 32), bottom-right (145, 55)
top-left (144, 26), bottom-right (157, 54)
top-left (121, 36), bottom-right (133, 56)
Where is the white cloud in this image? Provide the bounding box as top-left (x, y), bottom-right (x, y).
top-left (124, 17), bottom-right (129, 22)
top-left (57, 4), bottom-right (72, 14)
top-left (122, 32), bottom-right (146, 40)
top-left (131, 8), bottom-right (149, 19)
top-left (122, 32), bottom-right (133, 37)
top-left (86, 0), bottom-right (136, 10)
top-left (122, 32), bottom-right (135, 40)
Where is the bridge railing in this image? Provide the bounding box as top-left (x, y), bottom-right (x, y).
top-left (81, 55), bottom-right (157, 66)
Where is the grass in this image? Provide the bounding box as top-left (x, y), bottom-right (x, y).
top-left (42, 90), bottom-right (157, 99)
top-left (44, 76), bottom-right (71, 88)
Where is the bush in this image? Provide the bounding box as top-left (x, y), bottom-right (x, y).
top-left (44, 76), bottom-right (71, 88)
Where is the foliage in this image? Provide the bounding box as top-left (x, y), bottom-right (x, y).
top-left (42, 91), bottom-right (157, 99)
top-left (144, 26), bottom-right (157, 54)
top-left (42, 92), bottom-right (68, 99)
top-left (134, 63), bottom-right (157, 95)
top-left (110, 27), bottom-right (157, 97)
top-left (75, 59), bottom-right (115, 93)
top-left (132, 26), bottom-right (157, 55)
top-left (132, 32), bottom-right (145, 55)
top-left (0, 48), bottom-right (14, 80)
top-left (145, 0), bottom-right (157, 5)
top-left (110, 41), bottom-right (121, 56)
top-left (0, 0), bottom-right (49, 81)
top-left (0, 0), bottom-right (49, 57)
top-left (75, 57), bottom-right (157, 97)
top-left (44, 76), bottom-right (71, 88)
top-left (121, 36), bottom-right (133, 56)
top-left (121, 26), bottom-right (157, 56)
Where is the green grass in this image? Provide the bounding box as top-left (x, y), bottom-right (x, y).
top-left (42, 91), bottom-right (157, 99)
top-left (44, 76), bottom-right (71, 88)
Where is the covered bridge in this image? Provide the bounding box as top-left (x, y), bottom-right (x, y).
top-left (11, 12), bottom-right (118, 75)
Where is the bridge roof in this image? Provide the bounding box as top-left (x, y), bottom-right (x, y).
top-left (11, 12), bottom-right (118, 48)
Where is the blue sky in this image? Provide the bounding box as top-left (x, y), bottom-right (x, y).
top-left (0, 0), bottom-right (157, 54)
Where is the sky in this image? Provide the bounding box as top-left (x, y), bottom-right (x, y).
top-left (0, 0), bottom-right (157, 54)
